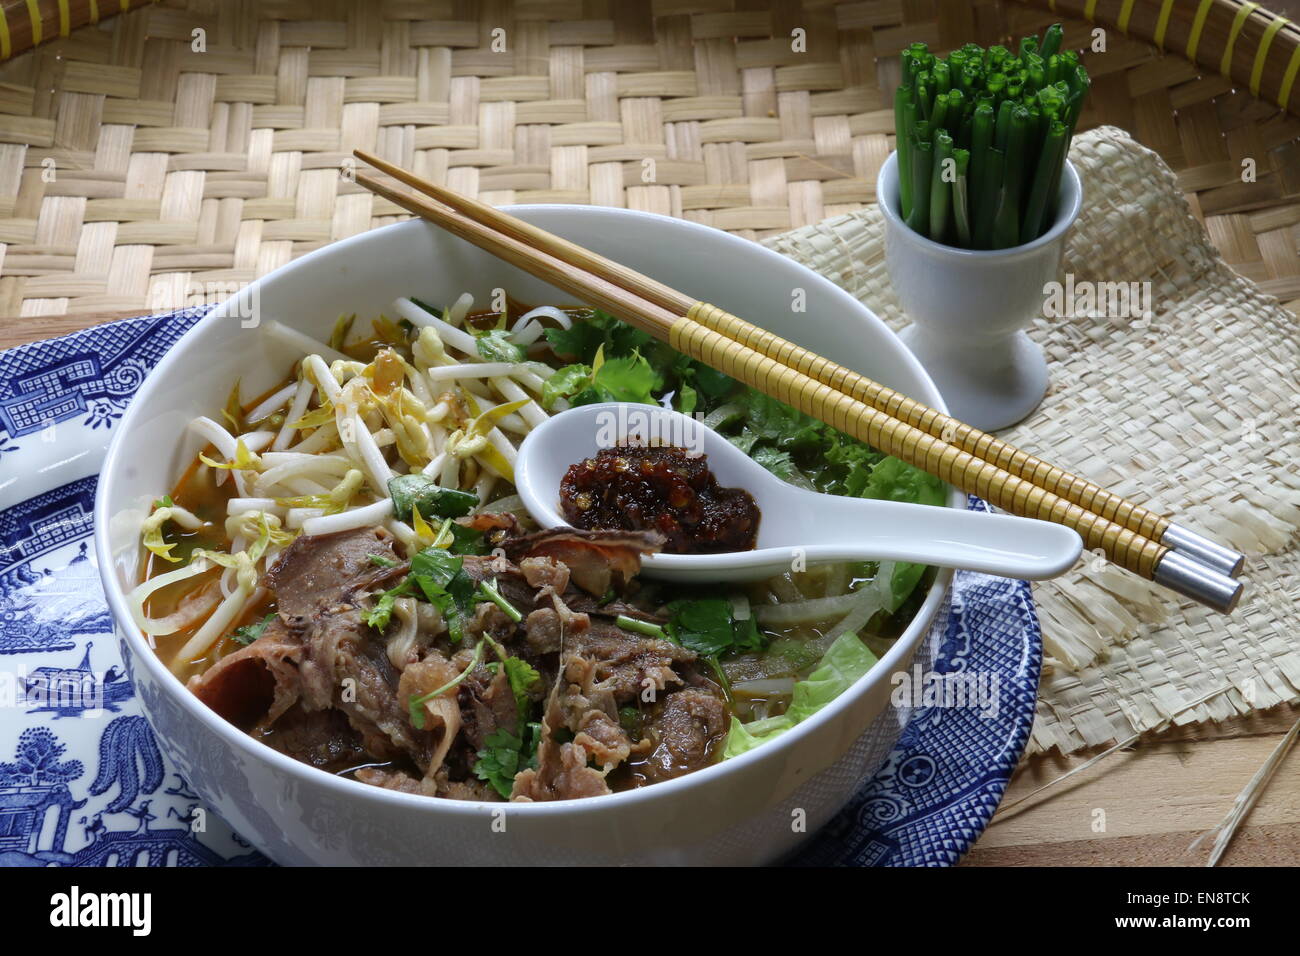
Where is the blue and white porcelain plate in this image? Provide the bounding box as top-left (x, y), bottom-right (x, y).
top-left (0, 308), bottom-right (1040, 867)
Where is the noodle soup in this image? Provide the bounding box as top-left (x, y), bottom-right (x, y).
top-left (131, 295), bottom-right (943, 801)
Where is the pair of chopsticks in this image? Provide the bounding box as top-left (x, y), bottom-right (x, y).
top-left (352, 149), bottom-right (1245, 613)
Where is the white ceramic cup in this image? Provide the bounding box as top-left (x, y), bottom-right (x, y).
top-left (877, 151), bottom-right (1082, 431)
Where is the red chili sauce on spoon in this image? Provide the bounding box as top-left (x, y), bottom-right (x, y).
top-left (559, 444), bottom-right (761, 555)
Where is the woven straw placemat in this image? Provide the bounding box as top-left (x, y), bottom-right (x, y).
top-left (765, 124), bottom-right (1300, 755)
top-left (0, 1), bottom-right (1298, 317)
top-left (0, 2), bottom-right (1295, 754)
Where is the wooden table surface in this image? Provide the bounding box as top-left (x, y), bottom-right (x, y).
top-left (3, 308), bottom-right (1297, 867)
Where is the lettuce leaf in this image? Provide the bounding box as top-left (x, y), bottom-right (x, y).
top-left (785, 631), bottom-right (879, 723)
top-left (475, 328), bottom-right (525, 363)
top-left (722, 632), bottom-right (878, 759)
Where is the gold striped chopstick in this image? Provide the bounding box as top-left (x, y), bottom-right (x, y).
top-left (355, 148), bottom-right (1244, 582)
top-left (352, 158), bottom-right (1243, 613)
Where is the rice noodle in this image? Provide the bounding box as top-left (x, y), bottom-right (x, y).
top-left (301, 497), bottom-right (394, 536)
top-left (512, 305), bottom-right (571, 332)
top-left (127, 558), bottom-right (215, 642)
top-left (272, 376), bottom-right (313, 450)
top-left (277, 477), bottom-right (331, 497)
top-left (447, 292), bottom-right (474, 325)
top-left (509, 320), bottom-right (544, 346)
top-left (254, 455), bottom-right (353, 495)
top-left (237, 430), bottom-right (276, 454)
top-left (386, 518), bottom-right (416, 549)
top-left (304, 354), bottom-right (342, 404)
top-left (490, 376), bottom-right (547, 428)
top-left (392, 297), bottom-right (477, 354)
top-left (265, 321), bottom-right (349, 365)
top-left (828, 565), bottom-right (895, 638)
top-left (427, 362), bottom-right (520, 382)
top-left (755, 591), bottom-right (863, 626)
top-left (732, 678), bottom-right (796, 698)
top-left (477, 493), bottom-right (523, 515)
top-left (422, 451), bottom-right (447, 478)
top-left (286, 423), bottom-right (338, 455)
top-left (511, 366), bottom-right (551, 393)
top-left (439, 453), bottom-right (459, 488)
top-left (510, 306), bottom-right (571, 348)
top-left (246, 383), bottom-right (296, 424)
top-left (227, 497), bottom-right (283, 516)
top-left (188, 416), bottom-right (249, 496)
top-left (175, 580), bottom-right (256, 664)
top-left (189, 416), bottom-right (236, 460)
top-left (261, 451), bottom-right (351, 468)
top-left (349, 406), bottom-right (394, 492)
top-left (386, 598), bottom-right (419, 670)
top-left (286, 507), bottom-right (326, 529)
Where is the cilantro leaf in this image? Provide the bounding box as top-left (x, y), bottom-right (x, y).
top-left (476, 578), bottom-right (522, 623)
top-left (502, 656), bottom-right (541, 715)
top-left (665, 599), bottom-right (766, 657)
top-left (365, 579), bottom-right (412, 631)
top-left (387, 474), bottom-right (478, 523)
top-left (589, 350), bottom-right (656, 404)
top-left (447, 522), bottom-right (489, 555)
top-left (230, 612), bottom-right (276, 646)
top-left (473, 722), bottom-right (541, 798)
top-left (409, 547), bottom-right (476, 642)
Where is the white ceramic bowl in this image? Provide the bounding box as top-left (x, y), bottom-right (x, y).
top-left (94, 206), bottom-right (963, 866)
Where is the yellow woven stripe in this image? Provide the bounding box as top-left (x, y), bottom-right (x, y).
top-left (1118, 0), bottom-right (1138, 34)
top-left (1281, 40), bottom-right (1300, 109)
top-left (1186, 0), bottom-right (1217, 61)
top-left (1221, 3), bottom-right (1259, 77)
top-left (24, 0), bottom-right (41, 47)
top-left (1084, 0), bottom-right (1098, 21)
top-left (1154, 0), bottom-right (1177, 49)
top-left (57, 0), bottom-right (69, 37)
top-left (0, 6), bottom-right (10, 60)
top-left (1251, 16), bottom-right (1289, 95)
top-left (88, 0), bottom-right (98, 25)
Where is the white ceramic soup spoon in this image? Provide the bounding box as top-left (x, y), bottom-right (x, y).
top-left (514, 402), bottom-right (1082, 584)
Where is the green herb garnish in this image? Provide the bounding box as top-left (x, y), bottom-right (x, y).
top-left (474, 328), bottom-right (525, 363)
top-left (387, 473), bottom-right (478, 523)
top-left (230, 612), bottom-right (276, 646)
top-left (409, 638), bottom-right (484, 729)
top-left (476, 578), bottom-right (522, 623)
top-left (893, 28), bottom-right (1089, 249)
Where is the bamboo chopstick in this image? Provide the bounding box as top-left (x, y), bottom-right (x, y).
top-left (352, 165), bottom-right (1242, 613)
top-left (354, 148), bottom-right (1244, 580)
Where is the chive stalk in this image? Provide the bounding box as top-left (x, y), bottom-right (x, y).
top-left (929, 131), bottom-right (954, 243)
top-left (952, 149), bottom-right (972, 246)
top-left (891, 25), bottom-right (1085, 249)
top-left (895, 84), bottom-right (915, 220)
top-left (1021, 120), bottom-right (1067, 242)
top-left (906, 138), bottom-right (933, 236)
top-left (973, 147), bottom-right (1004, 248)
top-left (991, 107), bottom-right (1030, 249)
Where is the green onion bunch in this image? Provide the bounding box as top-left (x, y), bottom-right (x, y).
top-left (893, 24), bottom-right (1090, 250)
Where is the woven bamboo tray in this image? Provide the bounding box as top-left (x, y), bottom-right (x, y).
top-left (0, 0), bottom-right (1297, 318)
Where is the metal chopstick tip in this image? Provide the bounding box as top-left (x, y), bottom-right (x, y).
top-left (1161, 524), bottom-right (1245, 578)
top-left (1153, 550), bottom-right (1244, 613)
